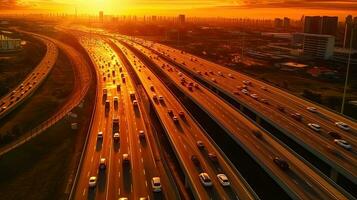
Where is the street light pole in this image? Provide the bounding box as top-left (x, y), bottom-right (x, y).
top-left (341, 25), bottom-right (354, 114)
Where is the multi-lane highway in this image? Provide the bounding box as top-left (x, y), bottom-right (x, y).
top-left (113, 39), bottom-right (266, 200)
top-left (115, 38), bottom-right (354, 200)
top-left (73, 35), bottom-right (179, 200)
top-left (125, 37), bottom-right (357, 184)
top-left (0, 34), bottom-right (58, 119)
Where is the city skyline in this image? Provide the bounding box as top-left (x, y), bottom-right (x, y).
top-left (1, 0), bottom-right (357, 19)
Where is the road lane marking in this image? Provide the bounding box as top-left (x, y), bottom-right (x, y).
top-left (82, 189), bottom-right (86, 196)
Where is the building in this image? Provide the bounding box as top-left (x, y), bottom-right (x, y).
top-left (343, 15), bottom-right (357, 49)
top-left (304, 16), bottom-right (322, 34)
top-left (301, 33), bottom-right (335, 59)
top-left (321, 16), bottom-right (338, 36)
top-left (99, 11), bottom-right (104, 23)
top-left (178, 14), bottom-right (186, 24)
top-left (274, 18), bottom-right (283, 28)
top-left (284, 17), bottom-right (290, 28)
top-left (0, 34), bottom-right (21, 52)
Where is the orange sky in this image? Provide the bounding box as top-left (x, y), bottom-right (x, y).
top-left (1, 0), bottom-right (357, 19)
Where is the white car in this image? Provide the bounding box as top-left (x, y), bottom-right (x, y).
top-left (199, 173), bottom-right (212, 187)
top-left (243, 80), bottom-right (252, 85)
top-left (308, 123), bottom-right (321, 132)
top-left (133, 100), bottom-right (138, 106)
top-left (217, 174), bottom-right (230, 186)
top-left (113, 133), bottom-right (120, 141)
top-left (250, 94), bottom-right (258, 100)
top-left (151, 177), bottom-right (162, 192)
top-left (241, 89), bottom-right (249, 95)
top-left (99, 158), bottom-right (106, 170)
top-left (306, 107), bottom-right (317, 113)
top-left (97, 131), bottom-right (103, 139)
top-left (88, 176), bottom-right (97, 188)
top-left (335, 122), bottom-right (351, 131)
top-left (334, 139), bottom-right (352, 150)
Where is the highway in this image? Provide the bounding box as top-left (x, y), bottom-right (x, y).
top-left (73, 35), bottom-right (178, 200)
top-left (0, 34), bottom-right (58, 119)
top-left (116, 38), bottom-right (354, 200)
top-left (113, 39), bottom-right (261, 200)
top-left (125, 37), bottom-right (357, 184)
top-left (0, 30), bottom-right (92, 157)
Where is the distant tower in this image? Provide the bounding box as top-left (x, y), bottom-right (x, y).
top-left (283, 17), bottom-right (290, 29)
top-left (99, 11), bottom-right (104, 23)
top-left (178, 14), bottom-right (186, 24)
top-left (321, 16), bottom-right (338, 36)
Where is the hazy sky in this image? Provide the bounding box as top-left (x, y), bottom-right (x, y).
top-left (1, 0), bottom-right (357, 19)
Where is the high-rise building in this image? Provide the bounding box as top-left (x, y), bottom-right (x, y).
top-left (304, 16), bottom-right (338, 36)
top-left (304, 16), bottom-right (322, 34)
top-left (343, 15), bottom-right (357, 49)
top-left (99, 11), bottom-right (104, 23)
top-left (284, 17), bottom-right (290, 28)
top-left (302, 33), bottom-right (335, 59)
top-left (321, 16), bottom-right (338, 36)
top-left (178, 14), bottom-right (186, 24)
top-left (274, 18), bottom-right (283, 28)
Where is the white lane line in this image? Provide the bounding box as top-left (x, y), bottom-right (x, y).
top-left (87, 171), bottom-right (90, 177)
top-left (143, 169), bottom-right (146, 175)
top-left (91, 156), bottom-right (93, 162)
top-left (105, 142), bottom-right (113, 200)
top-left (82, 189), bottom-right (86, 196)
top-left (118, 188), bottom-right (121, 195)
top-left (145, 181), bottom-right (148, 187)
top-left (119, 171), bottom-right (121, 178)
top-left (141, 157), bottom-right (144, 163)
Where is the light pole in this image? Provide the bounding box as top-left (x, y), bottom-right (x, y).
top-left (341, 24), bottom-right (354, 114)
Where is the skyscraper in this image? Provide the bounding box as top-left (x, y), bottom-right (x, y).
top-left (304, 16), bottom-right (338, 36)
top-left (284, 17), bottom-right (290, 29)
top-left (321, 16), bottom-right (338, 36)
top-left (274, 18), bottom-right (283, 28)
top-left (304, 16), bottom-right (322, 34)
top-left (99, 11), bottom-right (104, 23)
top-left (178, 14), bottom-right (186, 24)
top-left (343, 15), bottom-right (357, 49)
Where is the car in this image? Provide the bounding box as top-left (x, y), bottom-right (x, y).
top-left (123, 154), bottom-right (130, 164)
top-left (178, 111), bottom-right (185, 118)
top-left (306, 107), bottom-right (317, 113)
top-left (97, 131), bottom-right (103, 139)
top-left (0, 106), bottom-right (6, 112)
top-left (133, 100), bottom-right (138, 106)
top-left (260, 98), bottom-right (269, 104)
top-left (88, 176), bottom-right (97, 188)
top-left (308, 123), bottom-right (321, 132)
top-left (150, 85), bottom-right (155, 91)
top-left (191, 155), bottom-right (201, 167)
top-left (243, 80), bottom-right (252, 86)
top-left (217, 174), bottom-right (230, 186)
top-left (151, 177), bottom-right (162, 192)
top-left (113, 133), bottom-right (120, 141)
top-left (228, 73), bottom-right (233, 78)
top-left (261, 86), bottom-right (268, 91)
top-left (99, 158), bottom-right (106, 170)
top-left (334, 139), bottom-right (352, 150)
top-left (328, 131), bottom-right (341, 139)
top-left (199, 173), bottom-right (213, 187)
top-left (139, 130), bottom-right (145, 140)
top-left (335, 122), bottom-right (350, 131)
top-left (291, 113), bottom-right (303, 121)
top-left (250, 94), bottom-right (258, 100)
top-left (167, 109), bottom-right (174, 116)
top-left (211, 78), bottom-right (217, 83)
top-left (158, 96), bottom-right (164, 102)
top-left (273, 157), bottom-right (289, 171)
top-left (253, 130), bottom-right (263, 139)
top-left (152, 93), bottom-right (157, 100)
top-left (118, 198), bottom-right (128, 200)
top-left (208, 153), bottom-right (218, 163)
top-left (218, 71), bottom-right (223, 76)
top-left (241, 89), bottom-right (249, 95)
top-left (196, 141), bottom-right (205, 150)
top-left (172, 115), bottom-right (179, 123)
top-left (277, 106), bottom-right (285, 112)
top-left (233, 90), bottom-right (240, 95)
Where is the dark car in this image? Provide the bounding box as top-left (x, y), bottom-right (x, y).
top-left (277, 106), bottom-right (285, 113)
top-left (273, 157), bottom-right (289, 171)
top-left (291, 113), bottom-right (303, 121)
top-left (191, 155), bottom-right (201, 168)
top-left (196, 141), bottom-right (205, 150)
top-left (328, 131), bottom-right (342, 139)
top-left (208, 153), bottom-right (218, 163)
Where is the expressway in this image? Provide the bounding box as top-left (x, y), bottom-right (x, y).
top-left (113, 39), bottom-right (262, 200)
top-left (0, 34), bottom-right (58, 119)
top-left (116, 38), bottom-right (354, 200)
top-left (0, 31), bottom-right (92, 157)
top-left (125, 37), bottom-right (357, 184)
top-left (73, 35), bottom-right (178, 200)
